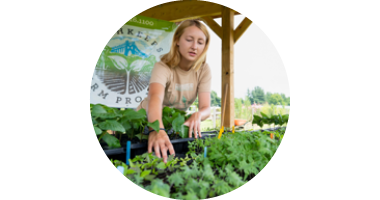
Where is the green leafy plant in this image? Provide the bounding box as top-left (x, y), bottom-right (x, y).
top-left (252, 114), bottom-right (263, 131)
top-left (161, 106), bottom-right (191, 139)
top-left (112, 129), bottom-right (285, 199)
top-left (91, 104), bottom-right (124, 148)
top-left (251, 112), bottom-right (289, 131)
top-left (91, 104), bottom-right (160, 148)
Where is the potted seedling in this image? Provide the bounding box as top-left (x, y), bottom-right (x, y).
top-left (251, 114), bottom-right (263, 132)
top-left (271, 114), bottom-right (280, 130)
top-left (260, 112), bottom-right (271, 130)
top-left (92, 103), bottom-right (218, 159)
top-left (91, 104), bottom-right (124, 149)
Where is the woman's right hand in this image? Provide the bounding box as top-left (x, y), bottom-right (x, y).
top-left (147, 130), bottom-right (175, 163)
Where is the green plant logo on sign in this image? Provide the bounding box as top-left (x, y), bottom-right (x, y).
top-left (91, 15), bottom-right (177, 108)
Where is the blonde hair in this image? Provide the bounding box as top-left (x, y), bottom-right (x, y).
top-left (160, 19), bottom-right (210, 71)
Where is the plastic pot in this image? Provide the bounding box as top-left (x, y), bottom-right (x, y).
top-left (234, 119), bottom-right (247, 126)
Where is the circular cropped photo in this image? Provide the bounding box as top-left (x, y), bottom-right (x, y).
top-left (90, 1), bottom-right (290, 199)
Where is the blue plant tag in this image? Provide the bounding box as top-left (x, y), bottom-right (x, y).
top-left (117, 166), bottom-right (125, 174)
top-left (126, 141), bottom-right (131, 165)
top-left (204, 147), bottom-right (207, 158)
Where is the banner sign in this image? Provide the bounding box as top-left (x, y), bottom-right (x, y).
top-left (90, 15), bottom-right (177, 108)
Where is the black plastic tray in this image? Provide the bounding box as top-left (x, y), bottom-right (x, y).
top-left (105, 133), bottom-right (217, 162)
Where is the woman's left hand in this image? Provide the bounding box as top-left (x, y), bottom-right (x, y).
top-left (183, 112), bottom-right (202, 138)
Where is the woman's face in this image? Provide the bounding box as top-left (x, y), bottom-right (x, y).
top-left (176, 25), bottom-right (207, 64)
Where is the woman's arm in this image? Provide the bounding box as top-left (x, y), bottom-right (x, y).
top-left (146, 83), bottom-right (165, 128)
top-left (183, 92), bottom-right (211, 138)
top-left (146, 83), bottom-right (175, 163)
top-left (197, 92), bottom-right (211, 121)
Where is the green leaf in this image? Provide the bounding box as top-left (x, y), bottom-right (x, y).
top-left (123, 109), bottom-right (146, 120)
top-left (132, 121), bottom-right (140, 130)
top-left (261, 112), bottom-right (269, 118)
top-left (278, 114), bottom-right (284, 126)
top-left (140, 170), bottom-right (151, 178)
top-left (134, 133), bottom-right (148, 140)
top-left (173, 108), bottom-right (187, 116)
top-left (282, 114), bottom-right (289, 124)
top-left (131, 155), bottom-right (144, 163)
top-left (184, 179), bottom-right (200, 195)
top-left (92, 117), bottom-right (98, 124)
top-left (167, 154), bottom-right (175, 162)
top-left (147, 179), bottom-right (170, 198)
top-left (143, 174), bottom-right (156, 181)
top-left (94, 126), bottom-right (102, 135)
top-left (121, 163), bottom-right (129, 176)
top-left (261, 112), bottom-right (273, 125)
top-left (91, 104), bottom-right (107, 114)
top-left (212, 179), bottom-right (233, 195)
top-left (147, 120), bottom-right (160, 133)
top-left (252, 114), bottom-right (262, 125)
top-left (119, 116), bottom-right (132, 131)
top-left (258, 121), bottom-right (264, 128)
top-left (172, 115), bottom-right (185, 135)
top-left (162, 107), bottom-right (173, 116)
top-left (156, 162), bottom-right (166, 170)
top-left (163, 116), bottom-right (172, 127)
top-left (202, 164), bottom-right (215, 182)
top-left (137, 108), bottom-right (147, 117)
top-left (199, 188), bottom-right (208, 199)
top-left (272, 115), bottom-right (280, 125)
top-left (98, 120), bottom-right (125, 132)
top-left (101, 133), bottom-right (121, 148)
top-left (238, 159), bottom-right (258, 179)
top-left (180, 165), bottom-right (198, 179)
top-left (183, 190), bottom-right (198, 200)
top-left (168, 172), bottom-right (184, 187)
top-left (126, 169), bottom-right (136, 175)
top-left (172, 112), bottom-right (180, 119)
top-left (179, 125), bottom-right (189, 138)
top-left (226, 171), bottom-right (245, 187)
top-left (131, 174), bottom-right (144, 185)
top-left (95, 112), bottom-right (120, 120)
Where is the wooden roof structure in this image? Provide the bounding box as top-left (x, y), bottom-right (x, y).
top-left (139, 0), bottom-right (252, 127)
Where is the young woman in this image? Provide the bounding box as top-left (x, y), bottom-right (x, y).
top-left (136, 19), bottom-right (212, 163)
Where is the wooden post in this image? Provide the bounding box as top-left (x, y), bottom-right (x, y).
top-left (213, 107), bottom-right (216, 128)
top-left (221, 6), bottom-right (234, 128)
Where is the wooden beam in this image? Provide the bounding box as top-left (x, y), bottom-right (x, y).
top-left (201, 16), bottom-right (223, 39)
top-left (209, 9), bottom-right (241, 19)
top-left (221, 6), bottom-right (235, 128)
top-left (139, 1), bottom-right (223, 22)
top-left (234, 17), bottom-right (252, 43)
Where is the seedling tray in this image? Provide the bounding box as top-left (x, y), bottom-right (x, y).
top-left (104, 127), bottom-right (286, 162)
top-left (105, 132), bottom-right (216, 162)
